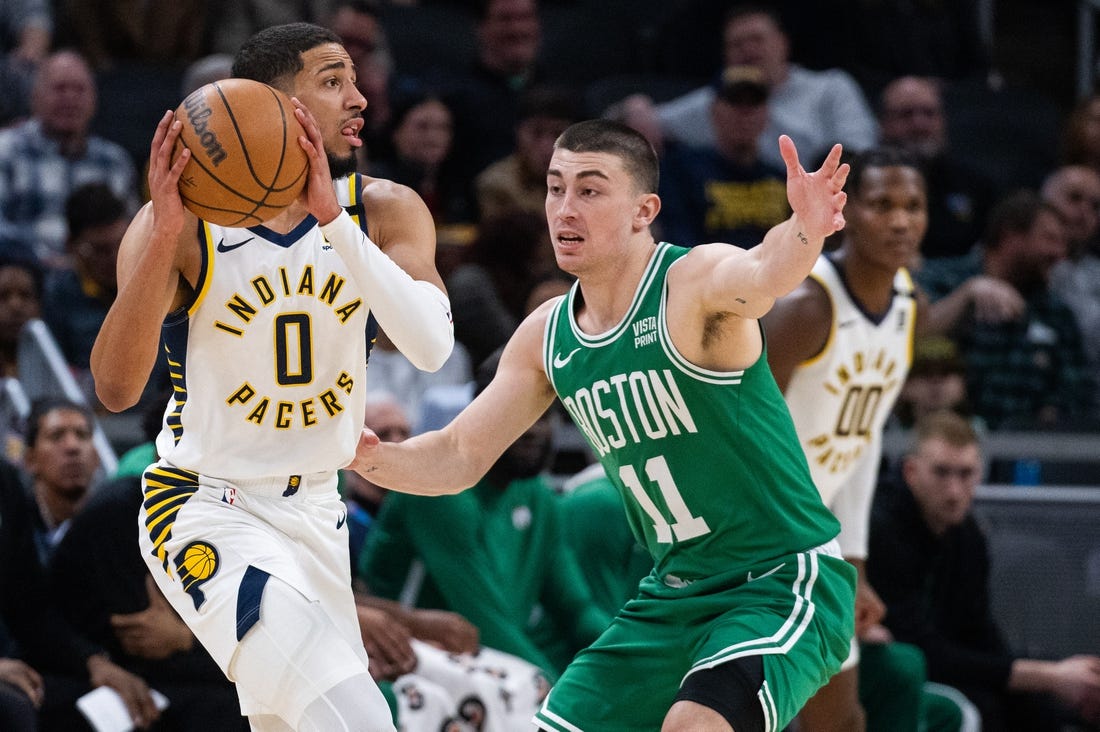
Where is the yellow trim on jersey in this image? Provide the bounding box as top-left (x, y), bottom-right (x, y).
top-left (188, 221), bottom-right (217, 317)
top-left (142, 466), bottom-right (200, 573)
top-left (798, 271), bottom-right (836, 369)
top-left (896, 266), bottom-right (917, 369)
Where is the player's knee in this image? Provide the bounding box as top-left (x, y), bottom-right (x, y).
top-left (298, 674), bottom-right (396, 732)
top-left (231, 575), bottom-right (383, 727)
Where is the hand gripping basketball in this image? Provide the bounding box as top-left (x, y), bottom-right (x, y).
top-left (171, 79), bottom-right (308, 226)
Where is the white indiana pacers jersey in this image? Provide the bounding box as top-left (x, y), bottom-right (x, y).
top-left (783, 255), bottom-right (916, 507)
top-left (155, 175), bottom-right (373, 480)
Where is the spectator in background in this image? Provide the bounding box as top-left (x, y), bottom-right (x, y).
top-left (918, 190), bottom-right (1094, 429)
top-left (0, 256), bottom-right (43, 463)
top-left (475, 84), bottom-right (580, 221)
top-left (890, 336), bottom-right (978, 432)
top-left (58, 0), bottom-right (205, 70)
top-left (0, 454), bottom-right (163, 732)
top-left (0, 0), bottom-right (52, 125)
top-left (6, 400), bottom-right (170, 730)
top-left (21, 397), bottom-right (100, 565)
top-left (364, 325), bottom-right (472, 440)
top-left (368, 91), bottom-right (474, 224)
top-left (445, 210), bottom-right (556, 368)
top-left (0, 255), bottom-right (42, 380)
top-left (43, 183), bottom-right (126, 392)
top-left (443, 0), bottom-right (547, 183)
top-left (359, 350), bottom-right (612, 681)
top-left (343, 392), bottom-right (412, 560)
top-left (1060, 92), bottom-right (1100, 172)
top-left (442, 208), bottom-right (554, 367)
top-left (206, 0), bottom-right (340, 57)
top-left (1041, 165), bottom-right (1100, 408)
top-left (877, 75), bottom-right (998, 260)
top-left (0, 50), bottom-right (138, 267)
top-left (326, 0), bottom-right (396, 166)
top-left (657, 65), bottom-right (788, 249)
top-left (49, 475), bottom-right (249, 731)
top-left (654, 3), bottom-right (877, 170)
top-left (869, 410), bottom-right (1100, 731)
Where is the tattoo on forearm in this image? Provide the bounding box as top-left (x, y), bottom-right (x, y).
top-left (797, 231), bottom-right (809, 245)
top-left (735, 297), bottom-right (747, 304)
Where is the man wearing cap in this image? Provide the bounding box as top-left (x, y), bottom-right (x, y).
top-left (656, 4), bottom-right (876, 170)
top-left (658, 65), bottom-right (788, 249)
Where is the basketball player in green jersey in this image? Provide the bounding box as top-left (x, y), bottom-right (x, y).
top-left (350, 119), bottom-right (856, 732)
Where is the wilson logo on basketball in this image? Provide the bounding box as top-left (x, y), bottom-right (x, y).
top-left (183, 93), bottom-right (228, 166)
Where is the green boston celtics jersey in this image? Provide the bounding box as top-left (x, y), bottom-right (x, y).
top-left (544, 242), bottom-right (840, 582)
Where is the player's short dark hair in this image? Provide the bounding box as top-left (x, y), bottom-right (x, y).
top-left (66, 183), bottom-right (126, 240)
top-left (554, 119), bottom-right (659, 194)
top-left (843, 146), bottom-right (924, 196)
top-left (25, 396), bottom-right (92, 448)
top-left (232, 23), bottom-right (344, 86)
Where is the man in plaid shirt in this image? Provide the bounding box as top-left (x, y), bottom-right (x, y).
top-left (917, 189), bottom-right (1094, 429)
top-left (0, 50), bottom-right (136, 268)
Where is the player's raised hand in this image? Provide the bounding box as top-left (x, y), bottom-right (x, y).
top-left (291, 97), bottom-right (342, 226)
top-left (146, 111), bottom-right (189, 236)
top-left (780, 135), bottom-right (849, 241)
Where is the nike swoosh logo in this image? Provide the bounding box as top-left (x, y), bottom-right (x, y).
top-left (746, 563), bottom-right (785, 583)
top-left (216, 237), bottom-right (254, 253)
top-left (837, 318), bottom-right (859, 329)
top-left (553, 348), bottom-right (581, 368)
top-left (336, 512), bottom-right (347, 530)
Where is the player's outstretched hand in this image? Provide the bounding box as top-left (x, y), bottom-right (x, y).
top-left (780, 135), bottom-right (849, 242)
top-left (291, 97), bottom-right (342, 226)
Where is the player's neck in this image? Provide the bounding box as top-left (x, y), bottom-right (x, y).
top-left (575, 237), bottom-right (657, 334)
top-left (260, 201), bottom-right (312, 235)
top-left (833, 247), bottom-right (898, 315)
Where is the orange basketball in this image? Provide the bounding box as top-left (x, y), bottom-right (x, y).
top-left (171, 78), bottom-right (308, 227)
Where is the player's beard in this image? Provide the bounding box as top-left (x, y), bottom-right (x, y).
top-left (328, 151), bottom-right (358, 179)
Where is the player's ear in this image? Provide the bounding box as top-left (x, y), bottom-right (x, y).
top-left (634, 192), bottom-right (660, 230)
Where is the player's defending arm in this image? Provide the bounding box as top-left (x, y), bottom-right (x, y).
top-left (349, 302), bottom-right (558, 495)
top-left (293, 98), bottom-right (453, 372)
top-left (687, 137), bottom-right (848, 320)
top-left (92, 112), bottom-right (198, 412)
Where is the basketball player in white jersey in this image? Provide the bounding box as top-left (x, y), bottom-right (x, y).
top-left (91, 23), bottom-right (453, 732)
top-left (764, 147), bottom-right (928, 731)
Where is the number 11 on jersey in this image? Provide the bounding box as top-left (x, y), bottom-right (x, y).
top-left (619, 455), bottom-right (711, 544)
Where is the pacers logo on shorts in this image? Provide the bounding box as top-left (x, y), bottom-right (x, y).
top-left (174, 541), bottom-right (220, 610)
top-left (283, 475), bottom-right (302, 497)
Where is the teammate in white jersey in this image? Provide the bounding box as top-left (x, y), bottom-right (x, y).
top-left (764, 147), bottom-right (929, 731)
top-left (90, 23), bottom-right (453, 732)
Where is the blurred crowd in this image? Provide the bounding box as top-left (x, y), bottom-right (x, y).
top-left (1, 0), bottom-right (1099, 731)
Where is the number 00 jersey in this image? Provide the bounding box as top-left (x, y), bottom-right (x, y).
top-left (783, 255), bottom-right (916, 508)
top-left (543, 242), bottom-right (840, 582)
top-left (155, 175), bottom-right (373, 480)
